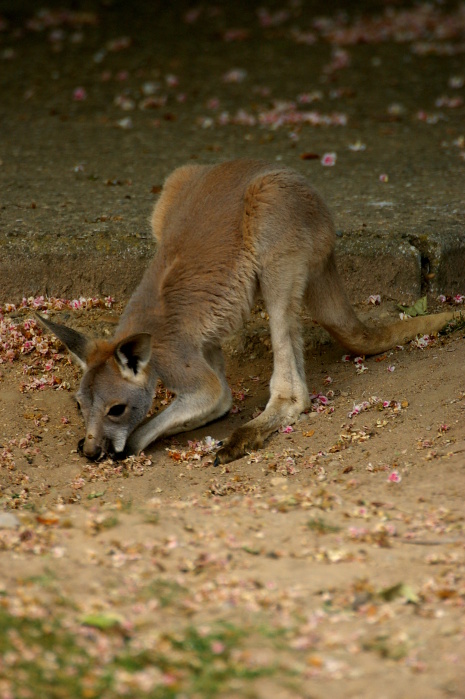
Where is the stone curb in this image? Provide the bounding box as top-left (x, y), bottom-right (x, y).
top-left (1, 229), bottom-right (464, 305)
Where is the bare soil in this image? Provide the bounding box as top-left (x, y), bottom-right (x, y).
top-left (1, 301), bottom-right (465, 698)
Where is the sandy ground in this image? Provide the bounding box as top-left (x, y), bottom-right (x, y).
top-left (1, 299), bottom-right (465, 698)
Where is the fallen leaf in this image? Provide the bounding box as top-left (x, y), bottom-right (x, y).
top-left (397, 296), bottom-right (428, 317)
top-left (81, 613), bottom-right (123, 630)
top-left (378, 582), bottom-right (419, 604)
top-left (36, 512), bottom-right (60, 526)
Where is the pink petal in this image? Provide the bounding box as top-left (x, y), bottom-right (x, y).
top-left (321, 152), bottom-right (337, 167)
top-left (73, 87), bottom-right (87, 101)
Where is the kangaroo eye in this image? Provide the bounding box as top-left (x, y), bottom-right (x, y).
top-left (107, 403), bottom-right (127, 418)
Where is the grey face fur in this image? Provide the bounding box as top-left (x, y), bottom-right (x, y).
top-left (75, 360), bottom-right (155, 459)
top-left (36, 314), bottom-right (155, 459)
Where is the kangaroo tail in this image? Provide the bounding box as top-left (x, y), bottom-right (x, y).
top-left (306, 253), bottom-right (462, 356)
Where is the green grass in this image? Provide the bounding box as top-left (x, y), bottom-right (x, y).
top-left (306, 516), bottom-right (341, 534)
top-left (0, 610), bottom-right (112, 698)
top-left (144, 578), bottom-right (187, 608)
top-left (0, 609), bottom-right (286, 698)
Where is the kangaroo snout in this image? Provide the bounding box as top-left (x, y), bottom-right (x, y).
top-left (77, 435), bottom-right (104, 461)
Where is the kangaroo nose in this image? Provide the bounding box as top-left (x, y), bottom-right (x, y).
top-left (77, 435), bottom-right (103, 461)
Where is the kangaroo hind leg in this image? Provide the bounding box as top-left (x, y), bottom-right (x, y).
top-left (304, 252), bottom-right (375, 354)
top-left (215, 260), bottom-right (309, 464)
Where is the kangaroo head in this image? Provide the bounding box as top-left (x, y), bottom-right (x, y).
top-left (36, 315), bottom-right (155, 460)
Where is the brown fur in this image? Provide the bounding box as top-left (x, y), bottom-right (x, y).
top-left (37, 159), bottom-right (462, 463)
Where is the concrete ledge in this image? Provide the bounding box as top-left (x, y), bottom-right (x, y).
top-left (0, 237), bottom-right (153, 302)
top-left (408, 231), bottom-right (465, 296)
top-left (1, 229), bottom-right (463, 306)
top-left (335, 232), bottom-right (421, 303)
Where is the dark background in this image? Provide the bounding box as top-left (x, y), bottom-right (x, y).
top-left (1, 0), bottom-right (464, 300)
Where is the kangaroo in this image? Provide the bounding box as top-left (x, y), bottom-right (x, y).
top-left (38, 159), bottom-right (461, 464)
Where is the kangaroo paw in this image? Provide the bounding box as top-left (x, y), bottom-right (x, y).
top-left (214, 426), bottom-right (264, 465)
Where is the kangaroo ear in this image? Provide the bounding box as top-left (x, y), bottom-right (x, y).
top-left (35, 313), bottom-right (92, 369)
top-left (114, 333), bottom-right (152, 382)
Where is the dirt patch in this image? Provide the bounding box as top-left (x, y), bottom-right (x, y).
top-left (1, 299), bottom-right (465, 698)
